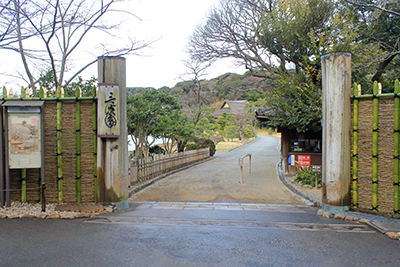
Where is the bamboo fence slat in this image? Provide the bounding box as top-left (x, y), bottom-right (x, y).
top-left (57, 87), bottom-right (63, 203)
top-left (76, 88), bottom-right (82, 202)
top-left (372, 82), bottom-right (379, 211)
top-left (352, 83), bottom-right (359, 208)
top-left (394, 80), bottom-right (400, 213)
top-left (1, 86), bottom-right (98, 204)
top-left (352, 80), bottom-right (400, 214)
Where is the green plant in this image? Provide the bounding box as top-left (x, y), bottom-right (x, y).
top-left (149, 145), bottom-right (165, 155)
top-left (198, 138), bottom-right (216, 156)
top-left (295, 166), bottom-right (322, 187)
top-left (185, 144), bottom-right (200, 151)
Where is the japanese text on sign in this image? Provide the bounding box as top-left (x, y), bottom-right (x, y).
top-left (297, 155), bottom-right (311, 170)
top-left (98, 84), bottom-right (119, 138)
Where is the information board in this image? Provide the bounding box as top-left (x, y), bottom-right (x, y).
top-left (8, 108), bottom-right (41, 169)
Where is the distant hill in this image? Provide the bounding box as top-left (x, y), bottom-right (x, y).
top-left (127, 71), bottom-right (268, 106)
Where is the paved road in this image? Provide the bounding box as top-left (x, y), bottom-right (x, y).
top-left (2, 135), bottom-right (400, 266)
top-left (130, 135), bottom-right (306, 204)
top-left (1, 202), bottom-right (400, 267)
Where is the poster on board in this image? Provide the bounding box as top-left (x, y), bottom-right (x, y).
top-left (8, 113), bottom-right (41, 169)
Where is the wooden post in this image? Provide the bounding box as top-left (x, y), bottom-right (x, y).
top-left (97, 56), bottom-right (129, 209)
top-left (321, 52), bottom-right (352, 212)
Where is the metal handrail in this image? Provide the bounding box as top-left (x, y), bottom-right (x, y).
top-left (238, 153), bottom-right (252, 183)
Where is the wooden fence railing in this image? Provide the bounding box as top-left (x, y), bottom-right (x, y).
top-left (352, 80), bottom-right (400, 214)
top-left (129, 148), bottom-right (210, 185)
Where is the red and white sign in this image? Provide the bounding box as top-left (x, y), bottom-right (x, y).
top-left (297, 155), bottom-right (311, 170)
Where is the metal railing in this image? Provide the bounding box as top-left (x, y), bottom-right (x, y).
top-left (238, 153), bottom-right (251, 183)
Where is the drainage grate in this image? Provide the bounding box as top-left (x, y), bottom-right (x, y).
top-left (86, 216), bottom-right (375, 233)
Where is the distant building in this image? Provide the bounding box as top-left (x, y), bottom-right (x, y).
top-left (214, 100), bottom-right (248, 118)
top-left (255, 107), bottom-right (322, 174)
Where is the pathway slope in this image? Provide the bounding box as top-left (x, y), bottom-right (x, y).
top-left (130, 135), bottom-right (307, 204)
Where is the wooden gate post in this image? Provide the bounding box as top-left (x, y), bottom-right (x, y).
top-left (321, 52), bottom-right (352, 212)
top-left (97, 56), bottom-right (129, 209)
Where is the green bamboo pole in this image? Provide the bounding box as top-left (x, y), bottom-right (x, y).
top-left (76, 88), bottom-right (82, 202)
top-left (352, 83), bottom-right (359, 208)
top-left (93, 87), bottom-right (98, 202)
top-left (39, 86), bottom-right (44, 98)
top-left (20, 87), bottom-right (27, 202)
top-left (20, 86), bottom-right (25, 98)
top-left (39, 87), bottom-right (44, 203)
top-left (57, 87), bottom-right (63, 203)
top-left (394, 79), bottom-right (400, 214)
top-left (39, 169), bottom-right (42, 203)
top-left (21, 168), bottom-right (26, 202)
top-left (372, 82), bottom-right (379, 211)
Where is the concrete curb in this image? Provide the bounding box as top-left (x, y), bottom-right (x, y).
top-left (276, 161), bottom-right (322, 207)
top-left (128, 157), bottom-right (216, 198)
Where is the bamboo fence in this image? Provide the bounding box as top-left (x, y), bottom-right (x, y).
top-left (130, 148), bottom-right (210, 185)
top-left (1, 86), bottom-right (97, 204)
top-left (352, 80), bottom-right (400, 214)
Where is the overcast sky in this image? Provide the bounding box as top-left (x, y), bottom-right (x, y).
top-left (0, 0), bottom-right (246, 90)
top-left (118, 0), bottom-right (246, 88)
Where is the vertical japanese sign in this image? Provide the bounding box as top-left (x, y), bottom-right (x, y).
top-left (98, 84), bottom-right (119, 138)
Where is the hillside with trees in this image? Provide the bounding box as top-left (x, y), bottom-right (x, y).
top-left (127, 71), bottom-right (268, 108)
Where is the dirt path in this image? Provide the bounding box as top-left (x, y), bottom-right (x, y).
top-left (130, 135), bottom-right (307, 204)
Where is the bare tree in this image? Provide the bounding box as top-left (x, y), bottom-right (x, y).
top-left (181, 58), bottom-right (212, 125)
top-left (187, 0), bottom-right (275, 78)
top-left (0, 0), bottom-right (152, 95)
top-left (346, 0), bottom-right (400, 16)
top-left (346, 0), bottom-right (400, 82)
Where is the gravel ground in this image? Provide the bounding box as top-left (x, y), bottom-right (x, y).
top-left (0, 202), bottom-right (113, 219)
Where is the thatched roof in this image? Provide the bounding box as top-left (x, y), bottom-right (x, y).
top-left (214, 100), bottom-right (248, 117)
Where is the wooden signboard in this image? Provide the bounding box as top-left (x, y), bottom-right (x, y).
top-left (98, 83), bottom-right (119, 138)
top-left (312, 165), bottom-right (322, 173)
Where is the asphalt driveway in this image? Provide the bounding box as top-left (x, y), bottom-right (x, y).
top-left (130, 135), bottom-right (307, 205)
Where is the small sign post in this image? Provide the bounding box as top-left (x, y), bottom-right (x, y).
top-left (312, 165), bottom-right (322, 188)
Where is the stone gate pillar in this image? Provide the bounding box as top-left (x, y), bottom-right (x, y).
top-left (321, 52), bottom-right (352, 212)
top-left (97, 56), bottom-right (129, 209)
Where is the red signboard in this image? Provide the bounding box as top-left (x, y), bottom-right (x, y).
top-left (297, 155), bottom-right (311, 170)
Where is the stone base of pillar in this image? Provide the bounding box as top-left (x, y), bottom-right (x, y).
top-left (322, 203), bottom-right (349, 213)
top-left (112, 199), bottom-right (129, 211)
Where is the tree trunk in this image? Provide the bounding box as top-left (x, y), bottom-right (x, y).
top-left (177, 140), bottom-right (187, 153)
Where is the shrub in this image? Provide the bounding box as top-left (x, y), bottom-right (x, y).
top-left (149, 145), bottom-right (165, 155)
top-left (198, 138), bottom-right (216, 156)
top-left (244, 124), bottom-right (255, 139)
top-left (185, 144), bottom-right (200, 151)
top-left (295, 166), bottom-right (322, 187)
top-left (186, 138), bottom-right (216, 156)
